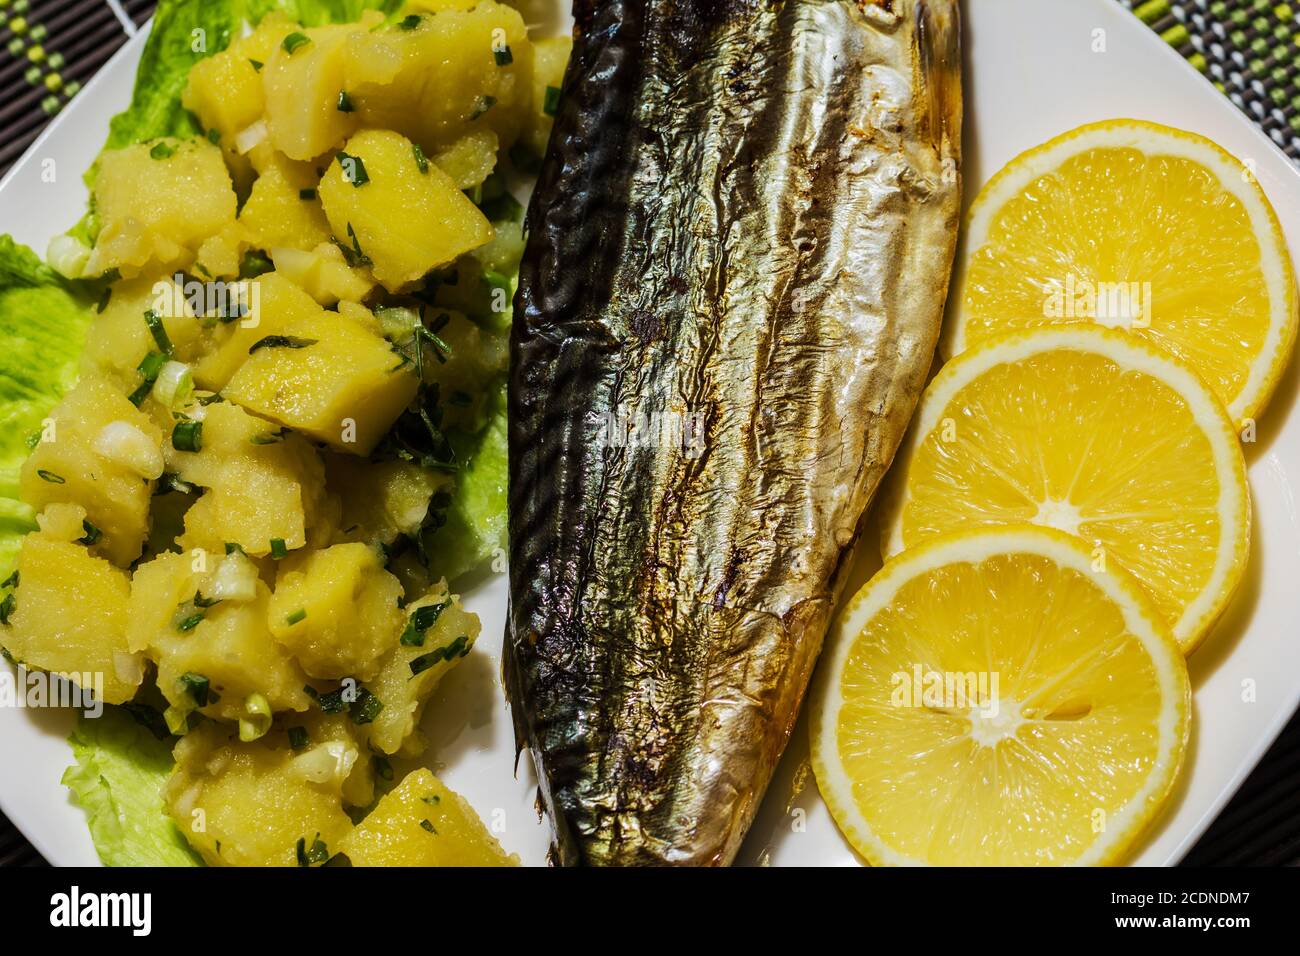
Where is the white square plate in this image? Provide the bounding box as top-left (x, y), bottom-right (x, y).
top-left (2, 0), bottom-right (1298, 867)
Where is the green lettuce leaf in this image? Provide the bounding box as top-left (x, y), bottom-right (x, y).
top-left (62, 707), bottom-right (201, 867)
top-left (242, 0), bottom-right (406, 27)
top-left (0, 236), bottom-right (91, 575)
top-left (427, 380), bottom-right (508, 583)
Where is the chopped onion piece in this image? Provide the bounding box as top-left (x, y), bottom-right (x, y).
top-left (290, 741), bottom-right (357, 787)
top-left (239, 693), bottom-right (272, 742)
top-left (207, 551), bottom-right (258, 604)
top-left (235, 120), bottom-right (268, 156)
top-left (46, 234), bottom-right (91, 280)
top-left (92, 421), bottom-right (165, 479)
top-left (151, 360), bottom-right (193, 408)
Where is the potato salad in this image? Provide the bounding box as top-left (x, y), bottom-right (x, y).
top-left (0, 0), bottom-right (569, 866)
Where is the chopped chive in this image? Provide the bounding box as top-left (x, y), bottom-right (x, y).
top-left (248, 335), bottom-right (318, 354)
top-left (420, 794), bottom-right (440, 805)
top-left (373, 755), bottom-right (393, 781)
top-left (543, 85), bottom-right (561, 117)
top-left (171, 420), bottom-right (203, 453)
top-left (282, 32), bottom-right (311, 55)
top-left (192, 591), bottom-right (221, 609)
top-left (287, 726), bottom-right (309, 751)
top-left (450, 390), bottom-right (472, 407)
top-left (470, 95), bottom-right (496, 120)
top-left (348, 688), bottom-right (383, 725)
top-left (77, 519), bottom-right (102, 546)
top-left (397, 13), bottom-right (422, 30)
top-left (224, 542), bottom-right (245, 555)
top-left (409, 634), bottom-right (471, 676)
top-left (36, 470), bottom-right (64, 484)
top-left (250, 429), bottom-right (284, 445)
top-left (298, 188), bottom-right (317, 200)
top-left (286, 608), bottom-right (307, 626)
top-left (178, 672), bottom-right (210, 706)
top-left (270, 538), bottom-right (289, 560)
top-left (336, 90), bottom-right (354, 113)
top-left (144, 309), bottom-right (174, 355)
top-left (1, 571), bottom-right (16, 590)
top-left (494, 45), bottom-right (513, 67)
top-left (336, 150), bottom-right (369, 187)
top-left (419, 819), bottom-right (437, 833)
top-left (150, 142), bottom-right (175, 160)
top-left (0, 593), bottom-right (14, 625)
top-left (206, 128), bottom-right (221, 145)
top-left (175, 612), bottom-right (205, 632)
top-left (249, 58), bottom-right (264, 72)
top-left (412, 143), bottom-right (428, 174)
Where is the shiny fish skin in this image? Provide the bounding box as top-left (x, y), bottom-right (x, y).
top-left (507, 0), bottom-right (962, 866)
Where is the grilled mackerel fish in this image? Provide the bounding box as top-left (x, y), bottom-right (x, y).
top-left (507, 0), bottom-right (962, 866)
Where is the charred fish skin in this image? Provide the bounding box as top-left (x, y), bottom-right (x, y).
top-left (508, 0), bottom-right (962, 866)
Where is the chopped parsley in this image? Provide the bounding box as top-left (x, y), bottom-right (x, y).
top-left (178, 672), bottom-right (210, 707)
top-left (296, 834), bottom-right (330, 866)
top-left (336, 150), bottom-right (369, 187)
top-left (397, 13), bottom-right (422, 30)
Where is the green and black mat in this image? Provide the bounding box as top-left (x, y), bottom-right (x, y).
top-left (0, 0), bottom-right (1298, 867)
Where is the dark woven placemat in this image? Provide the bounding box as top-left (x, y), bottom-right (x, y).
top-left (0, 0), bottom-right (1297, 867)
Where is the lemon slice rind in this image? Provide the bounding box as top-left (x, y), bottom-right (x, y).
top-left (881, 326), bottom-right (1249, 652)
top-left (811, 525), bottom-right (1191, 867)
top-left (944, 119), bottom-right (1298, 424)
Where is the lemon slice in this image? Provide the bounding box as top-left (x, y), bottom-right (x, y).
top-left (880, 326), bottom-right (1248, 653)
top-left (946, 119), bottom-right (1297, 424)
top-left (811, 526), bottom-right (1190, 867)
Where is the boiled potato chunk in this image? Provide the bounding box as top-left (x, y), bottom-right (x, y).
top-left (362, 587), bottom-right (478, 755)
top-left (80, 274), bottom-right (206, 394)
top-left (433, 129), bottom-right (499, 190)
top-left (239, 156), bottom-right (332, 253)
top-left (319, 129), bottom-right (493, 289)
top-left (223, 305), bottom-right (419, 455)
top-left (326, 455), bottom-right (452, 547)
top-left (1, 533), bottom-right (141, 704)
top-left (170, 401), bottom-right (333, 556)
top-left (193, 271), bottom-right (323, 391)
top-left (268, 542), bottom-right (405, 681)
top-left (263, 23), bottom-right (368, 161)
top-left (525, 35), bottom-right (572, 156)
top-left (85, 138), bottom-right (238, 279)
top-left (130, 551), bottom-right (310, 723)
top-left (182, 51), bottom-right (263, 147)
top-left (343, 3), bottom-right (533, 153)
top-left (20, 376), bottom-right (163, 566)
top-left (164, 721), bottom-right (352, 867)
top-left (339, 767), bottom-right (515, 866)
